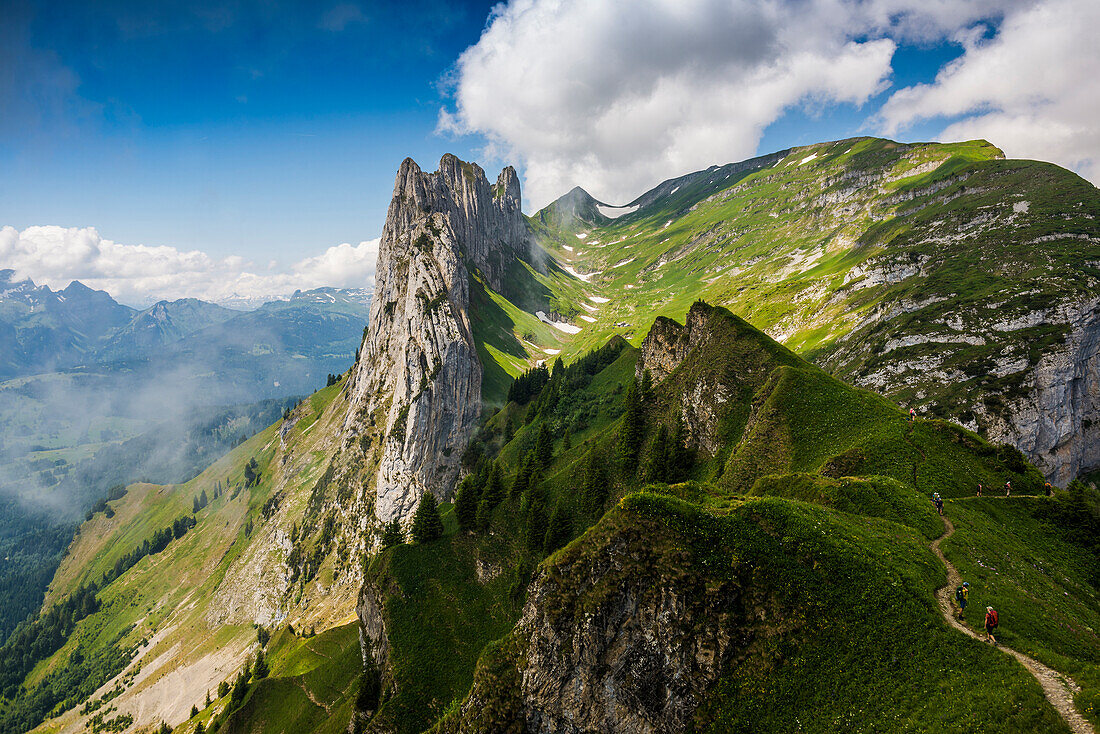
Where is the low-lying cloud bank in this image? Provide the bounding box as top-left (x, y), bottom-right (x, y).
top-left (0, 225), bottom-right (380, 306)
top-left (440, 0), bottom-right (1098, 209)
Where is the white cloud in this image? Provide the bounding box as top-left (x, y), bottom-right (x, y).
top-left (879, 0), bottom-right (1100, 184)
top-left (0, 225), bottom-right (379, 307)
top-left (440, 0), bottom-right (1021, 209)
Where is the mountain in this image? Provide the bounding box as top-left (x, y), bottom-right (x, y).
top-left (530, 137), bottom-right (1100, 486)
top-left (4, 148), bottom-right (1099, 734)
top-left (0, 270), bottom-right (135, 379)
top-left (96, 298), bottom-right (239, 362)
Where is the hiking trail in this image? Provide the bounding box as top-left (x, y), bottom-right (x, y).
top-left (932, 514), bottom-right (1095, 734)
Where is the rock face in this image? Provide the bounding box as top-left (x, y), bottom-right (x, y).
top-left (343, 155), bottom-right (527, 524)
top-left (980, 302), bottom-right (1100, 485)
top-left (514, 524), bottom-right (749, 733)
top-left (636, 302), bottom-right (801, 458)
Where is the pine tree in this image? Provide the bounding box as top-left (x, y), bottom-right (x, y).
top-left (477, 461), bottom-right (505, 530)
top-left (410, 492), bottom-right (444, 543)
top-left (253, 648), bottom-right (269, 679)
top-left (544, 500), bottom-right (572, 553)
top-left (510, 451), bottom-right (536, 500)
top-left (526, 485), bottom-right (548, 554)
top-left (643, 424), bottom-right (670, 483)
top-left (617, 380), bottom-right (644, 476)
top-left (205, 689), bottom-right (211, 706)
top-left (454, 476), bottom-right (480, 532)
top-left (534, 424), bottom-right (553, 469)
top-left (582, 450), bottom-right (609, 515)
top-left (669, 414), bottom-right (693, 481)
top-left (380, 520), bottom-right (404, 549)
top-left (192, 496), bottom-right (201, 514)
top-left (562, 428), bottom-right (572, 452)
top-left (194, 722), bottom-right (205, 734)
top-left (190, 705), bottom-right (199, 719)
top-left (199, 489), bottom-right (208, 508)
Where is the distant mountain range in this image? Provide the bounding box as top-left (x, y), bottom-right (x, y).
top-left (0, 270), bottom-right (371, 383)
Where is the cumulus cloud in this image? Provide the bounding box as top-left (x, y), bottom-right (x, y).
top-left (0, 225), bottom-right (379, 307)
top-left (439, 0), bottom-right (1021, 209)
top-left (879, 0), bottom-right (1100, 184)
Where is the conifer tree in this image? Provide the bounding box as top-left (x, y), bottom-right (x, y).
top-left (526, 485), bottom-right (548, 554)
top-left (194, 722), bottom-right (205, 734)
top-left (669, 414), bottom-right (693, 481)
top-left (380, 520), bottom-right (404, 549)
top-left (510, 451), bottom-right (536, 499)
top-left (562, 428), bottom-right (572, 452)
top-left (582, 450), bottom-right (609, 514)
top-left (192, 496), bottom-right (201, 514)
top-left (253, 648), bottom-right (269, 679)
top-left (643, 424), bottom-right (671, 483)
top-left (477, 461), bottom-right (505, 530)
top-left (617, 380), bottom-right (645, 475)
top-left (411, 492), bottom-right (444, 543)
top-left (534, 424), bottom-right (553, 469)
top-left (190, 705), bottom-right (199, 719)
top-left (544, 500), bottom-right (572, 553)
top-left (454, 476), bottom-right (479, 532)
top-left (199, 489), bottom-right (208, 508)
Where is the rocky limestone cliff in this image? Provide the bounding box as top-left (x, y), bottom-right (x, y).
top-left (976, 300), bottom-right (1100, 485)
top-left (342, 156), bottom-right (528, 525)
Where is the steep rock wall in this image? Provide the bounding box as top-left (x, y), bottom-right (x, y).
top-left (343, 156), bottom-right (527, 525)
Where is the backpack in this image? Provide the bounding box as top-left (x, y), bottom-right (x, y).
top-left (955, 587), bottom-right (964, 602)
top-left (988, 609), bottom-right (999, 627)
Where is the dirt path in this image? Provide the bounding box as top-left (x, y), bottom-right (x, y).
top-left (931, 515), bottom-right (1094, 734)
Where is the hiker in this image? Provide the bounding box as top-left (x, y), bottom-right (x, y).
top-left (1044, 482), bottom-right (1053, 496)
top-left (976, 483), bottom-right (983, 497)
top-left (954, 582), bottom-right (969, 617)
top-left (1005, 481), bottom-right (1011, 497)
top-left (932, 492), bottom-right (943, 515)
top-left (909, 407), bottom-right (917, 422)
top-left (985, 606), bottom-right (999, 645)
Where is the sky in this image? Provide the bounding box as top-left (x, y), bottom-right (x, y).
top-left (1, 0), bottom-right (1097, 306)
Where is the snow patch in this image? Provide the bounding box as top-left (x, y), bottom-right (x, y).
top-left (1013, 200), bottom-right (1030, 214)
top-left (670, 186), bottom-right (680, 194)
top-left (611, 257), bottom-right (635, 268)
top-left (563, 245), bottom-right (573, 252)
top-left (575, 232), bottom-right (588, 239)
top-left (561, 263), bottom-right (592, 282)
top-left (579, 315), bottom-right (596, 323)
top-left (536, 311), bottom-right (582, 334)
top-left (596, 204), bottom-right (639, 219)
top-left (580, 302), bottom-right (597, 312)
top-left (589, 296), bottom-right (610, 303)
top-left (799, 153), bottom-right (818, 166)
top-left (543, 348), bottom-right (560, 355)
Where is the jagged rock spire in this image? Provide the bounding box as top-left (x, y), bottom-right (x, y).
top-left (343, 155), bottom-right (526, 524)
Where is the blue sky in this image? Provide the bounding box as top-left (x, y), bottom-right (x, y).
top-left (1, 0), bottom-right (1096, 305)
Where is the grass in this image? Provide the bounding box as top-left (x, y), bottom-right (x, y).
top-left (943, 497), bottom-right (1100, 724)
top-left (449, 494), bottom-right (1070, 733)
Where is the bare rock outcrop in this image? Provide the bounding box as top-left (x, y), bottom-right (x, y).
top-left (343, 156), bottom-right (527, 525)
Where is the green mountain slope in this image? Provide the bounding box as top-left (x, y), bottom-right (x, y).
top-left (530, 137), bottom-right (1100, 485)
top-left (342, 302), bottom-right (1096, 733)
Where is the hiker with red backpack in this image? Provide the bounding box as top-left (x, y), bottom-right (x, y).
top-left (1004, 481), bottom-right (1011, 497)
top-left (985, 606), bottom-right (999, 645)
top-left (909, 407), bottom-right (916, 422)
top-left (976, 483), bottom-right (983, 497)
